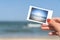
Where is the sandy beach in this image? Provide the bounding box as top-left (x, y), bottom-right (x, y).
top-left (0, 36), bottom-right (59, 40)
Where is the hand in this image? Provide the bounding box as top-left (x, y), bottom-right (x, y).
top-left (41, 17), bottom-right (60, 36)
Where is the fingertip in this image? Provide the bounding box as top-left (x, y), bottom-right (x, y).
top-left (41, 23), bottom-right (47, 27)
top-left (41, 27), bottom-right (50, 30)
top-left (48, 32), bottom-right (58, 36)
top-left (48, 32), bottom-right (52, 36)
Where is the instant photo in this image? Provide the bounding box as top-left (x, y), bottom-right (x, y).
top-left (27, 6), bottom-right (53, 24)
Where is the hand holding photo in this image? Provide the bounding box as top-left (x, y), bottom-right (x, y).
top-left (27, 5), bottom-right (53, 24)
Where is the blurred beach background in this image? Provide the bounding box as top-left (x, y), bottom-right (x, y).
top-left (0, 21), bottom-right (59, 40)
top-left (0, 21), bottom-right (49, 37)
top-left (0, 0), bottom-right (60, 40)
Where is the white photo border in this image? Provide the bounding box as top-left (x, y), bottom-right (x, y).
top-left (27, 5), bottom-right (53, 24)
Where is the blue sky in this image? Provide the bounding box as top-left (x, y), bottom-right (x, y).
top-left (0, 0), bottom-right (60, 21)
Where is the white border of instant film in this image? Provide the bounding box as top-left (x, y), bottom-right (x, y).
top-left (27, 5), bottom-right (53, 24)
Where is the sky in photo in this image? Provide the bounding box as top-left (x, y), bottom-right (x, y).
top-left (0, 0), bottom-right (60, 21)
top-left (31, 8), bottom-right (48, 17)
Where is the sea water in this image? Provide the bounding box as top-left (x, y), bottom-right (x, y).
top-left (0, 21), bottom-right (49, 37)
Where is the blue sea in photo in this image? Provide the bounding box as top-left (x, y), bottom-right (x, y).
top-left (0, 21), bottom-right (49, 37)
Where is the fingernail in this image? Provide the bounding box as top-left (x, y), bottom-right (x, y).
top-left (47, 19), bottom-right (51, 22)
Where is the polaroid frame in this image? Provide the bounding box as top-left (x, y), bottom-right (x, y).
top-left (27, 5), bottom-right (53, 24)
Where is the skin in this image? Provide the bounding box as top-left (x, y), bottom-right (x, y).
top-left (41, 17), bottom-right (60, 36)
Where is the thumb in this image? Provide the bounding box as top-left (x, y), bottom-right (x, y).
top-left (47, 19), bottom-right (57, 26)
top-left (47, 19), bottom-right (59, 30)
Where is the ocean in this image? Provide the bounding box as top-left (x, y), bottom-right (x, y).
top-left (0, 21), bottom-right (50, 37)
